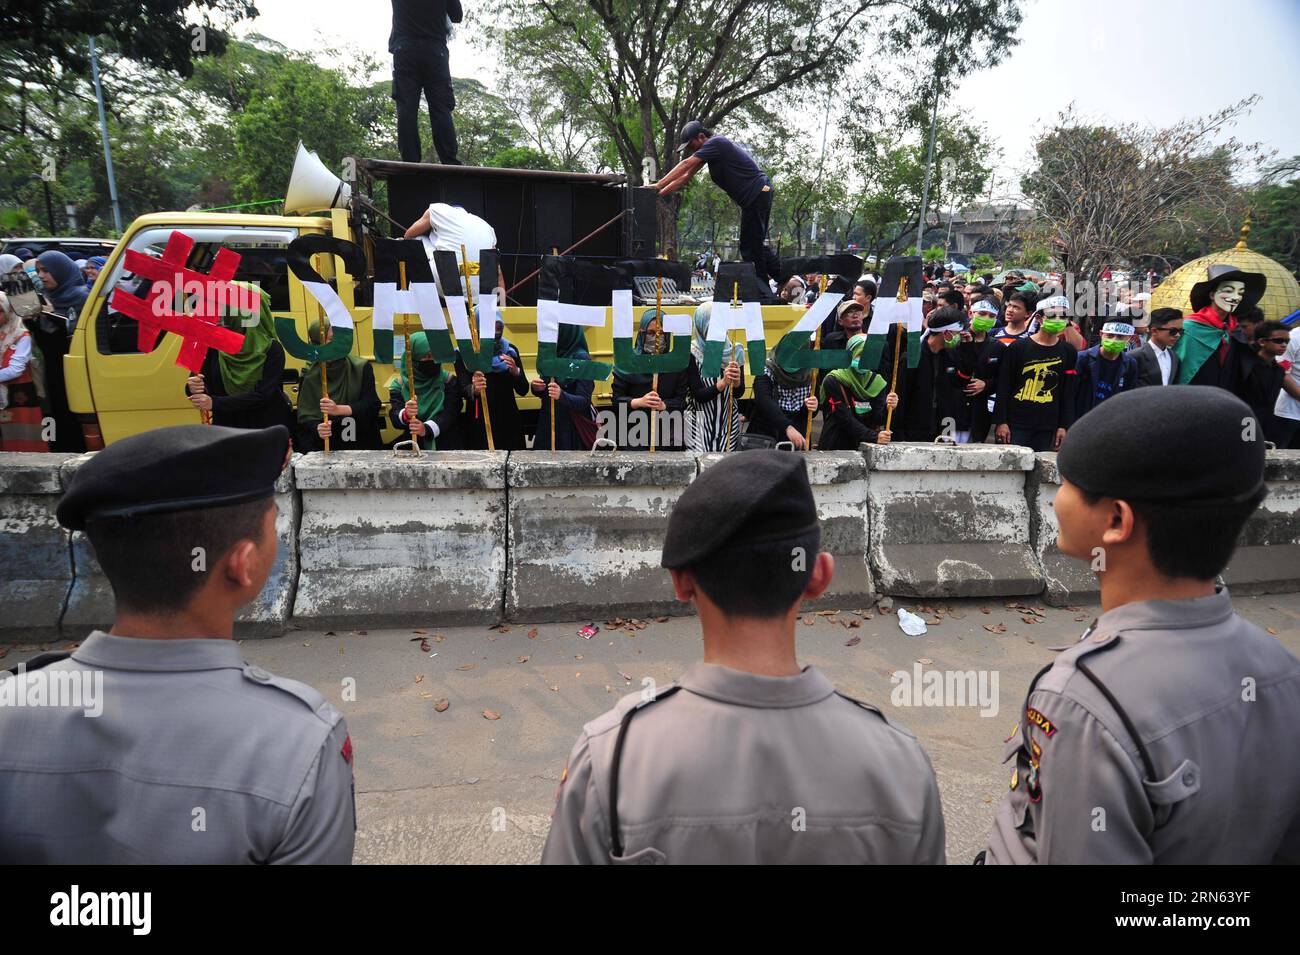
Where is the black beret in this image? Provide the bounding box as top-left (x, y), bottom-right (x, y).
top-left (1057, 387), bottom-right (1265, 506)
top-left (661, 450), bottom-right (820, 568)
top-left (57, 425), bottom-right (290, 531)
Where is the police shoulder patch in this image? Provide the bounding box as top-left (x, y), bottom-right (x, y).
top-left (1025, 706), bottom-right (1057, 738)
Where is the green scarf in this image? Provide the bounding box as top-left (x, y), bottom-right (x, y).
top-left (218, 281), bottom-right (276, 395)
top-left (392, 332), bottom-right (447, 450)
top-left (297, 322), bottom-right (368, 426)
top-left (822, 333), bottom-right (887, 406)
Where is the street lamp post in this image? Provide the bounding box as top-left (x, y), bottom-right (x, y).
top-left (89, 36), bottom-right (123, 234)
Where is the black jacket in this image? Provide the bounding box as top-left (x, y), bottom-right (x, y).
top-left (190, 343), bottom-right (294, 433)
top-left (818, 376), bottom-right (886, 450)
top-left (1133, 341), bottom-right (1180, 387)
top-left (295, 363), bottom-right (383, 452)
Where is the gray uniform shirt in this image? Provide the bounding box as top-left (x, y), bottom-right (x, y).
top-left (541, 662), bottom-right (945, 864)
top-left (0, 631), bottom-right (355, 864)
top-left (986, 588), bottom-right (1300, 863)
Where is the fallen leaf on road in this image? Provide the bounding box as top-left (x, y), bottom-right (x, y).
top-left (302, 642), bottom-right (311, 647)
top-left (324, 631), bottom-right (336, 636)
top-left (655, 616), bottom-right (669, 623)
top-left (845, 636), bottom-right (861, 647)
top-left (575, 654), bottom-right (583, 660)
top-left (1074, 615), bottom-right (1087, 622)
top-left (802, 615), bottom-right (815, 626)
top-left (421, 691), bottom-right (433, 699)
top-left (817, 610), bottom-right (840, 616)
top-left (548, 685), bottom-right (559, 692)
top-left (605, 685), bottom-right (613, 693)
top-left (435, 634), bottom-right (445, 642)
top-left (516, 655), bottom-right (530, 664)
top-left (456, 664), bottom-right (476, 671)
top-left (1267, 627), bottom-right (1278, 635)
top-left (1025, 636), bottom-right (1035, 644)
top-left (482, 709), bottom-right (500, 720)
top-left (419, 639), bottom-right (431, 652)
top-left (849, 618), bottom-right (861, 628)
top-left (355, 630), bottom-right (368, 635)
top-left (528, 628), bottom-right (538, 639)
top-left (434, 699), bottom-right (449, 712)
top-left (1065, 605), bottom-right (1082, 612)
top-left (414, 674), bottom-right (425, 684)
top-left (1021, 616), bottom-right (1037, 624)
top-left (618, 670), bottom-right (633, 682)
top-left (983, 623), bottom-right (1007, 633)
top-left (408, 636), bottom-right (425, 642)
top-left (917, 657), bottom-right (933, 665)
top-left (575, 672), bottom-right (582, 678)
top-left (980, 607), bottom-right (991, 615)
top-left (413, 628), bottom-right (427, 634)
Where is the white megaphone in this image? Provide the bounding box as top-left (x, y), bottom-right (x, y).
top-left (284, 141), bottom-right (352, 215)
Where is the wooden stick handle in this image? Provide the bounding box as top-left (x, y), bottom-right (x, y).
top-left (319, 299), bottom-right (331, 453)
top-left (885, 325), bottom-right (904, 433)
top-left (462, 243), bottom-right (495, 451)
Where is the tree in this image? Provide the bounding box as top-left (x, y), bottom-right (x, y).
top-left (483, 0), bottom-right (1022, 250)
top-left (1021, 100), bottom-right (1267, 278)
top-left (1248, 162), bottom-right (1300, 275)
top-left (1, 1), bottom-right (256, 84)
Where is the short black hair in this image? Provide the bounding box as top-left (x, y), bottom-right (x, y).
top-left (1254, 319), bottom-right (1287, 344)
top-left (980, 273), bottom-right (993, 285)
top-left (85, 497), bottom-right (274, 613)
top-left (1008, 291), bottom-right (1037, 312)
top-left (1237, 304), bottom-right (1264, 325)
top-left (683, 529), bottom-right (820, 618)
top-left (926, 305), bottom-right (968, 329)
top-left (1148, 307), bottom-right (1182, 328)
top-left (937, 289), bottom-right (964, 309)
top-left (1082, 489), bottom-right (1265, 580)
top-left (854, 279), bottom-right (877, 299)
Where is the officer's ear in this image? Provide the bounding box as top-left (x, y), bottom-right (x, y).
top-left (1100, 498), bottom-right (1138, 549)
top-left (801, 552), bottom-right (834, 602)
top-left (668, 568), bottom-right (697, 604)
top-left (219, 501), bottom-right (278, 592)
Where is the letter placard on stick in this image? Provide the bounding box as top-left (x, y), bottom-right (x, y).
top-left (863, 255), bottom-right (925, 371)
top-left (701, 262), bottom-right (768, 377)
top-left (372, 238), bottom-right (452, 363)
top-left (282, 235), bottom-right (366, 361)
top-left (612, 259), bottom-right (693, 374)
top-left (432, 249), bottom-right (493, 374)
top-left (535, 256), bottom-right (615, 381)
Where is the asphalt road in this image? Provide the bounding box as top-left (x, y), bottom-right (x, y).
top-left (9, 592), bottom-right (1300, 864)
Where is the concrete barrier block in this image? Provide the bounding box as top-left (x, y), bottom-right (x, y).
top-left (1225, 450), bottom-right (1300, 594)
top-left (698, 451), bottom-right (873, 609)
top-left (61, 454), bottom-right (300, 637)
top-left (507, 451), bottom-right (697, 622)
top-left (863, 442), bottom-right (1044, 598)
top-left (293, 451), bottom-right (507, 629)
top-left (0, 453), bottom-right (74, 639)
top-left (1027, 453), bottom-right (1098, 606)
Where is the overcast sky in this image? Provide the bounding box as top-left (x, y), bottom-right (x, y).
top-left (238, 0), bottom-right (1300, 194)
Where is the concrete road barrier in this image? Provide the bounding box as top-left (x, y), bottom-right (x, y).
top-left (61, 453), bottom-right (300, 638)
top-left (1026, 453), bottom-right (1098, 606)
top-left (293, 451), bottom-right (507, 629)
top-left (698, 450), bottom-right (873, 609)
top-left (507, 451), bottom-right (697, 622)
top-left (863, 442), bottom-right (1044, 599)
top-left (0, 453), bottom-right (75, 640)
top-left (1225, 450), bottom-right (1300, 594)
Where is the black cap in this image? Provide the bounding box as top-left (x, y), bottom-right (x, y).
top-left (677, 120), bottom-right (708, 153)
top-left (661, 451), bottom-right (820, 568)
top-left (58, 425), bottom-right (290, 530)
top-left (1057, 387), bottom-right (1265, 506)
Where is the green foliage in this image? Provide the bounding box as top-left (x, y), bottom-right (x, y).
top-left (969, 252), bottom-right (998, 275)
top-left (486, 146), bottom-right (557, 170)
top-left (1246, 168), bottom-right (1300, 275)
top-left (922, 246), bottom-right (946, 264)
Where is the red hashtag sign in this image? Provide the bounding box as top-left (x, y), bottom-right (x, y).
top-left (108, 231), bottom-right (250, 372)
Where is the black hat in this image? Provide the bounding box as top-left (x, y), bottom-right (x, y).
top-left (677, 120), bottom-right (709, 153)
top-left (58, 424), bottom-right (290, 531)
top-left (1189, 263), bottom-right (1266, 313)
top-left (661, 450), bottom-right (820, 568)
top-left (1057, 387), bottom-right (1265, 506)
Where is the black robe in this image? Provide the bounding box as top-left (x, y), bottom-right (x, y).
top-left (190, 342), bottom-right (294, 433)
top-left (295, 363), bottom-right (383, 452)
top-left (455, 350), bottom-right (529, 451)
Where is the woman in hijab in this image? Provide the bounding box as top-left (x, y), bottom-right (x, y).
top-left (30, 251), bottom-right (87, 450)
top-left (0, 254), bottom-right (24, 275)
top-left (0, 289), bottom-right (48, 451)
top-left (457, 313), bottom-right (528, 450)
top-left (611, 309), bottom-right (691, 451)
top-left (35, 251), bottom-right (88, 323)
top-left (83, 255), bottom-right (107, 288)
top-left (817, 333), bottom-right (896, 450)
top-left (296, 322), bottom-right (381, 452)
top-left (388, 331), bottom-right (459, 450)
top-left (530, 324), bottom-right (597, 450)
top-left (684, 302), bottom-right (745, 452)
top-left (750, 338), bottom-right (819, 450)
top-left (185, 282), bottom-right (293, 431)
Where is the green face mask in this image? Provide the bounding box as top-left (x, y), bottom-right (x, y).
top-left (1100, 338), bottom-right (1127, 356)
top-left (943, 334), bottom-right (961, 349)
top-left (1041, 319), bottom-right (1068, 335)
top-left (971, 317), bottom-right (996, 333)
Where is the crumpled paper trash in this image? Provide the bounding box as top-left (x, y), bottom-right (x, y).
top-left (897, 608), bottom-right (928, 636)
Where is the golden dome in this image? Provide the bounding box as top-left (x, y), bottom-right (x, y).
top-left (1150, 221), bottom-right (1300, 322)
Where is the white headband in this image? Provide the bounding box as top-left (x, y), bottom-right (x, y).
top-left (1102, 322), bottom-right (1135, 336)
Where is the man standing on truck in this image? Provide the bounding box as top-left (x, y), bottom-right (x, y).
top-left (404, 202), bottom-right (505, 294)
top-left (390, 0), bottom-right (463, 165)
top-left (656, 122), bottom-right (780, 293)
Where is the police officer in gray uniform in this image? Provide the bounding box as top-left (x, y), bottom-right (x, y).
top-left (984, 386), bottom-right (1300, 863)
top-left (0, 424), bottom-right (355, 864)
top-left (541, 451), bottom-right (945, 864)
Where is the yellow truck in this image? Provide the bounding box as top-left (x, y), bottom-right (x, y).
top-left (62, 159), bottom-right (820, 447)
